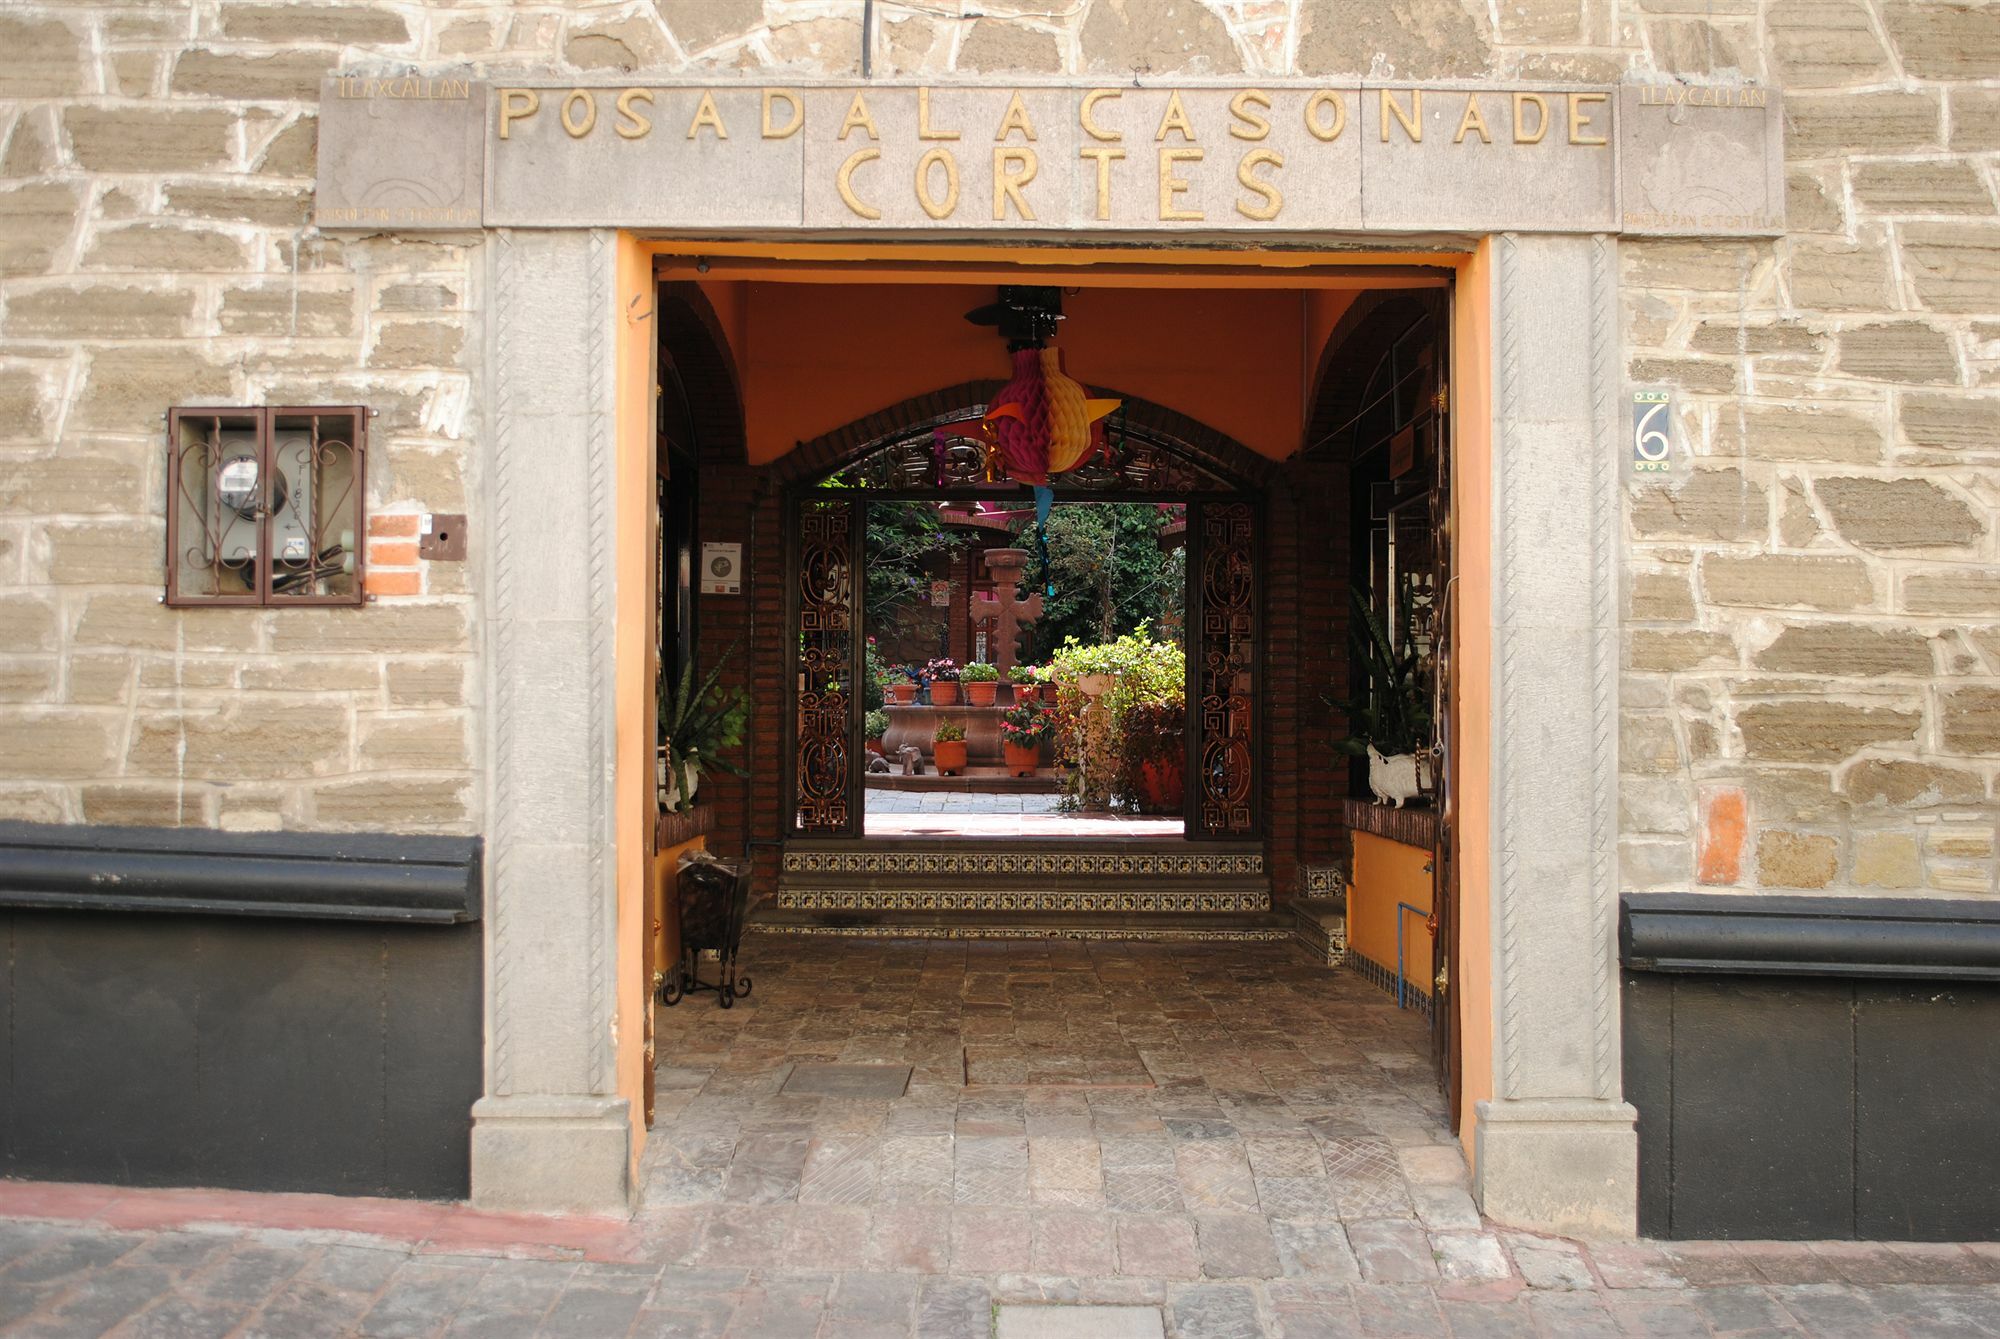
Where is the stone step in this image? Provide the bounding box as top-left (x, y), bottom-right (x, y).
top-left (773, 885), bottom-right (1270, 914)
top-left (780, 843), bottom-right (1266, 882)
top-left (745, 907), bottom-right (1295, 943)
top-left (1290, 896), bottom-right (1348, 967)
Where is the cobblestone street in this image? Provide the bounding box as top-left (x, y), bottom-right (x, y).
top-left (2, 941), bottom-right (1995, 1336)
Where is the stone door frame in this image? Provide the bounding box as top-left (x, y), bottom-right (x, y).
top-left (470, 230), bottom-right (1634, 1237)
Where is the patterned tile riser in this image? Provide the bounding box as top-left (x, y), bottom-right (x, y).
top-left (781, 852), bottom-right (1264, 877)
top-left (745, 924), bottom-right (1294, 942)
top-left (775, 889), bottom-right (1271, 913)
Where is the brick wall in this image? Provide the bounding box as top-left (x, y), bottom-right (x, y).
top-left (2, 0), bottom-right (1994, 883)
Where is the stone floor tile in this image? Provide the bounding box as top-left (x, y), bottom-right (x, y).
top-left (916, 1276), bottom-right (993, 1339)
top-left (996, 1301), bottom-right (1166, 1338)
top-left (956, 1135), bottom-right (1031, 1207)
top-left (1434, 1234), bottom-right (1511, 1286)
top-left (1409, 1186), bottom-right (1483, 1233)
top-left (1272, 1220), bottom-right (1361, 1282)
top-left (797, 1135), bottom-right (881, 1205)
top-left (1394, 1145), bottom-right (1470, 1187)
top-left (1029, 1137), bottom-right (1105, 1209)
top-left (34, 1263), bottom-right (174, 1335)
top-left (784, 1204), bottom-right (871, 1272)
top-left (828, 1272), bottom-right (919, 1338)
top-left (244, 1278), bottom-right (381, 1339)
top-left (1168, 1283), bottom-right (1263, 1339)
top-left (1584, 1243), bottom-right (1683, 1291)
top-left (1602, 1293), bottom-right (1713, 1338)
top-left (1104, 1168), bottom-right (1187, 1214)
top-left (1112, 1214), bottom-right (1200, 1280)
top-left (1175, 1142), bottom-right (1260, 1214)
top-left (355, 1259), bottom-right (487, 1338)
top-left (538, 1285), bottom-right (648, 1338)
top-left (1346, 1220), bottom-right (1440, 1285)
top-left (1351, 1282), bottom-right (1448, 1338)
top-left (1510, 1244), bottom-right (1592, 1291)
top-left (1031, 1211), bottom-right (1117, 1278)
top-left (1194, 1212), bottom-right (1282, 1280)
top-left (1686, 1284), bottom-right (1794, 1334)
top-left (716, 1274), bottom-right (827, 1339)
top-left (951, 1208), bottom-right (1034, 1276)
top-left (115, 1293), bottom-right (256, 1339)
top-left (1523, 1289), bottom-right (1623, 1339)
top-left (692, 1206), bottom-right (793, 1271)
top-left (867, 1206), bottom-right (953, 1274)
top-left (1437, 1297), bottom-right (1536, 1338)
top-left (1259, 1176), bottom-right (1339, 1222)
top-left (1662, 1242), bottom-right (1764, 1286)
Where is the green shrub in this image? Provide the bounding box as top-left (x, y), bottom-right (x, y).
top-left (959, 661), bottom-right (1000, 683)
top-left (864, 709), bottom-right (889, 741)
top-left (933, 718), bottom-right (966, 743)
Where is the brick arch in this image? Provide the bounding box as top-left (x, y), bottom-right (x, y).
top-left (1301, 292), bottom-right (1437, 460)
top-left (769, 380), bottom-right (1280, 491)
top-left (657, 281), bottom-right (746, 467)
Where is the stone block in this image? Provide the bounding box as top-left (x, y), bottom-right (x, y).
top-left (1784, 92), bottom-right (1938, 158)
top-left (75, 594), bottom-right (265, 654)
top-left (1082, 0), bottom-right (1246, 75)
top-left (270, 604), bottom-right (470, 654)
top-left (357, 714), bottom-right (470, 769)
top-left (0, 183), bottom-right (84, 277)
top-left (0, 448), bottom-right (150, 516)
top-left (1627, 570), bottom-right (1695, 621)
top-left (1295, 0), bottom-right (1489, 77)
top-left (386, 660), bottom-right (465, 706)
top-left (1686, 321), bottom-right (1822, 358)
top-left (81, 784), bottom-right (198, 828)
top-left (163, 182), bottom-right (313, 228)
top-left (63, 108), bottom-right (235, 173)
top-left (221, 5), bottom-right (412, 46)
top-left (564, 16), bottom-right (669, 71)
top-left (375, 445), bottom-right (467, 510)
top-left (78, 346), bottom-right (233, 432)
top-left (1786, 169), bottom-right (1845, 234)
top-left (1787, 240), bottom-right (1895, 311)
top-left (110, 51), bottom-right (161, 98)
top-left (0, 368), bottom-right (51, 442)
top-left (1852, 831), bottom-right (1921, 888)
top-left (1753, 624), bottom-right (1932, 677)
top-left (240, 659), bottom-right (381, 692)
top-left (218, 286), bottom-right (355, 337)
top-left (1628, 355), bottom-right (1735, 394)
top-left (1627, 629), bottom-right (1735, 672)
top-left (368, 320), bottom-right (464, 369)
top-left (171, 50), bottom-right (336, 102)
top-left (0, 786), bottom-right (66, 823)
top-left (127, 703), bottom-right (348, 780)
top-left (1951, 89), bottom-right (2000, 151)
top-left (1720, 404), bottom-right (1880, 464)
top-left (1941, 686), bottom-right (2000, 753)
top-left (2, 111), bottom-right (58, 179)
top-left (1835, 323), bottom-right (1960, 385)
top-left (1737, 700), bottom-right (1920, 761)
top-left (1851, 161), bottom-right (1993, 216)
top-left (1756, 828), bottom-right (1839, 888)
top-left (1622, 775), bottom-right (1694, 836)
top-left (1630, 469), bottom-right (1766, 541)
top-left (313, 775), bottom-right (471, 827)
top-left (85, 223), bottom-right (249, 272)
top-left (0, 16), bottom-right (84, 97)
top-left (0, 661), bottom-right (57, 703)
top-left (257, 116), bottom-right (318, 177)
top-left (1622, 714), bottom-right (1682, 774)
top-left (1902, 570), bottom-right (2000, 614)
top-left (3, 285), bottom-right (197, 339)
top-left (956, 18), bottom-right (1062, 73)
top-left (1882, 2), bottom-right (2000, 79)
top-left (0, 711), bottom-right (118, 779)
top-left (1814, 475), bottom-right (1983, 549)
top-left (1899, 394), bottom-right (1999, 453)
top-left (1624, 836), bottom-right (1695, 888)
top-left (40, 520), bottom-right (162, 585)
top-left (0, 594), bottom-right (56, 653)
top-left (1642, 18), bottom-right (1748, 77)
top-left (655, 0), bottom-right (762, 53)
top-left (1900, 224), bottom-right (2000, 316)
top-left (1765, 0), bottom-right (1891, 86)
top-left (1843, 758), bottom-right (1984, 808)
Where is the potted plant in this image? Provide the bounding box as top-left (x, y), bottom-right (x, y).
top-left (657, 649), bottom-right (750, 813)
top-left (999, 700), bottom-right (1050, 777)
top-left (932, 717), bottom-right (968, 775)
top-left (961, 660), bottom-right (1000, 707)
top-left (1035, 663), bottom-right (1060, 705)
top-left (1330, 588), bottom-right (1434, 808)
top-left (864, 709), bottom-right (889, 755)
top-left (926, 657), bottom-right (962, 706)
top-left (886, 664), bottom-right (920, 705)
top-left (1119, 696), bottom-right (1185, 815)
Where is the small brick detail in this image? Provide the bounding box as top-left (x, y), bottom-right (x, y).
top-left (369, 513), bottom-right (422, 538)
top-left (1696, 786), bottom-right (1746, 885)
top-left (370, 539), bottom-right (419, 567)
top-left (365, 569), bottom-right (421, 597)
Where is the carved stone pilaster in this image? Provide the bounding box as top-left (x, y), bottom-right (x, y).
top-left (470, 228), bottom-right (631, 1213)
top-left (1473, 233), bottom-right (1637, 1238)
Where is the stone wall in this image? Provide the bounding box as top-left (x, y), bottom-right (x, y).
top-left (1, 0), bottom-right (1995, 877)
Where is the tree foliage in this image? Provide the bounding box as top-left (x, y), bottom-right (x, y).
top-left (1016, 503), bottom-right (1184, 660)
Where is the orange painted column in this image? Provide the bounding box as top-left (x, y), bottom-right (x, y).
top-left (1451, 239), bottom-right (1495, 1167)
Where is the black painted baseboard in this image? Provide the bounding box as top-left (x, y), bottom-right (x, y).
top-left (1622, 892), bottom-right (2000, 1242)
top-left (0, 822), bottom-right (482, 1200)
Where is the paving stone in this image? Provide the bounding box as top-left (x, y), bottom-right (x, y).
top-left (1168, 1284), bottom-right (1261, 1339)
top-left (997, 1302), bottom-right (1165, 1338)
top-left (951, 1207), bottom-right (1034, 1275)
top-left (1345, 1219), bottom-right (1440, 1285)
top-left (1271, 1220), bottom-right (1361, 1282)
top-left (1436, 1297), bottom-right (1536, 1338)
top-left (917, 1276), bottom-right (994, 1339)
top-left (1194, 1212), bottom-right (1282, 1279)
top-left (1511, 1242), bottom-right (1594, 1290)
top-left (1031, 1211), bottom-right (1117, 1278)
top-left (539, 1285), bottom-right (648, 1338)
top-left (1434, 1232), bottom-right (1512, 1285)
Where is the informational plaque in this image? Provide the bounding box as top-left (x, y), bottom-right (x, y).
top-left (701, 542), bottom-right (742, 595)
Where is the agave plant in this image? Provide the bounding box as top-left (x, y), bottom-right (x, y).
top-left (657, 646), bottom-right (750, 812)
top-left (1329, 588), bottom-right (1433, 759)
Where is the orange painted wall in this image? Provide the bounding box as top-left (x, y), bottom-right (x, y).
top-left (699, 281), bottom-right (1313, 465)
top-left (1347, 830), bottom-right (1435, 986)
top-left (1452, 240), bottom-right (1495, 1165)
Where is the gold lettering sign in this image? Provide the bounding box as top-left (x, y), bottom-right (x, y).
top-left (838, 147), bottom-right (880, 218)
top-left (615, 88), bottom-right (653, 139)
top-left (763, 88), bottom-right (803, 139)
top-left (1081, 89), bottom-right (1122, 142)
top-left (687, 90), bottom-right (727, 140)
top-left (994, 147), bottom-right (1037, 220)
top-left (1158, 147), bottom-right (1203, 221)
top-left (1235, 149), bottom-right (1282, 220)
top-left (1079, 146), bottom-right (1123, 220)
top-left (915, 146), bottom-right (959, 219)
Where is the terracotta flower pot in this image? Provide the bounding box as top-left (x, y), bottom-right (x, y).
top-left (965, 681), bottom-right (998, 707)
top-left (888, 683), bottom-right (918, 705)
top-left (933, 739), bottom-right (968, 775)
top-left (930, 681), bottom-right (961, 706)
top-left (866, 739), bottom-right (886, 756)
top-left (1003, 741), bottom-right (1040, 778)
top-left (1041, 683), bottom-right (1060, 705)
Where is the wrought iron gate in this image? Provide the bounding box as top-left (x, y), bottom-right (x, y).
top-left (1186, 501), bottom-right (1259, 839)
top-left (788, 495), bottom-right (863, 835)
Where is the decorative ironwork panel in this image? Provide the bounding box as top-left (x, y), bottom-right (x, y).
top-left (832, 416), bottom-right (1233, 494)
top-left (1193, 501), bottom-right (1257, 837)
top-left (793, 498), bottom-right (858, 833)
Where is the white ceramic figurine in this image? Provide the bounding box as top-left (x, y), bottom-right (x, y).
top-left (1367, 744), bottom-right (1422, 808)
